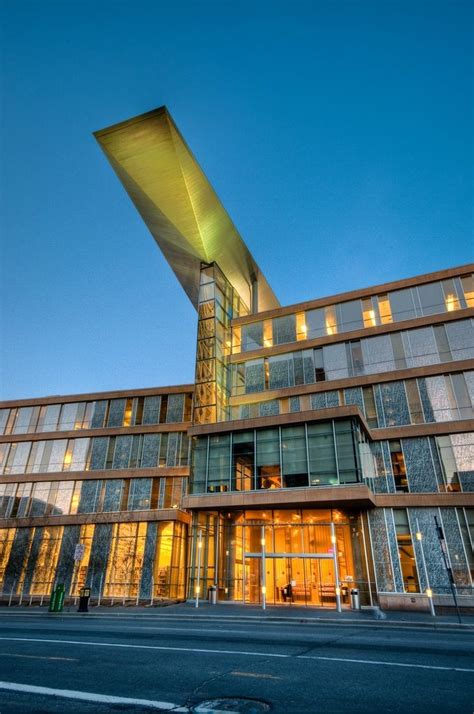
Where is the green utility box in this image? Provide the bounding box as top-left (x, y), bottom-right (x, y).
top-left (48, 583), bottom-right (65, 612)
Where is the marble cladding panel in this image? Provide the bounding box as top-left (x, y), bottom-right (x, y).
top-left (107, 399), bottom-right (126, 428)
top-left (166, 433), bottom-right (180, 467)
top-left (361, 335), bottom-right (394, 374)
top-left (428, 437), bottom-right (447, 491)
top-left (404, 327), bottom-right (439, 367)
top-left (425, 376), bottom-right (454, 422)
top-left (407, 508), bottom-right (451, 590)
top-left (445, 320), bottom-right (474, 361)
top-left (289, 397), bottom-right (300, 413)
top-left (439, 508), bottom-right (471, 586)
top-left (402, 438), bottom-right (438, 493)
top-left (368, 510), bottom-right (396, 592)
top-left (91, 400), bottom-right (107, 429)
top-left (451, 434), bottom-right (474, 492)
top-left (381, 441), bottom-right (396, 493)
top-left (273, 315), bottom-right (296, 344)
top-left (292, 353), bottom-right (304, 386)
top-left (86, 523), bottom-right (112, 594)
top-left (55, 525), bottom-right (81, 593)
top-left (103, 480), bottom-right (123, 512)
top-left (369, 442), bottom-right (389, 494)
top-left (268, 358), bottom-right (292, 390)
top-left (344, 387), bottom-right (364, 412)
top-left (373, 385), bottom-right (386, 428)
top-left (139, 522), bottom-right (157, 599)
top-left (142, 396), bottom-right (161, 425)
top-left (141, 434), bottom-right (160, 468)
top-left (128, 479), bottom-right (152, 510)
top-left (22, 527), bottom-right (43, 594)
top-left (417, 378), bottom-right (435, 423)
top-left (260, 401), bottom-right (280, 417)
top-left (323, 343), bottom-right (349, 380)
top-left (380, 381), bottom-right (410, 427)
top-left (112, 436), bottom-right (133, 470)
top-left (166, 394), bottom-right (185, 423)
top-left (89, 437), bottom-right (108, 471)
top-left (310, 393), bottom-right (327, 410)
top-left (242, 322), bottom-right (263, 351)
top-left (245, 362), bottom-right (265, 393)
top-left (465, 371), bottom-right (474, 404)
top-left (3, 528), bottom-right (32, 592)
top-left (303, 353), bottom-right (315, 384)
top-left (385, 510), bottom-right (404, 592)
top-left (326, 391), bottom-right (340, 407)
top-left (78, 480), bottom-right (100, 514)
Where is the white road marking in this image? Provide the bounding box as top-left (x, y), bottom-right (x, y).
top-left (298, 655), bottom-right (474, 673)
top-left (0, 653), bottom-right (77, 662)
top-left (0, 636), bottom-right (472, 674)
top-left (0, 681), bottom-right (188, 711)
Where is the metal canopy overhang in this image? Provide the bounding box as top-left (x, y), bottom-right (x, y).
top-left (94, 107), bottom-right (279, 312)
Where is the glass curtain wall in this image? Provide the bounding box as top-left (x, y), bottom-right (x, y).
top-left (188, 509), bottom-right (373, 608)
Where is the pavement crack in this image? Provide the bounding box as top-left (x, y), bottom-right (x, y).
top-left (185, 666), bottom-right (235, 709)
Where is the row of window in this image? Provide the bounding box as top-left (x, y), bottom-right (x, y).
top-left (232, 273), bottom-right (474, 353)
top-left (231, 319), bottom-right (474, 395)
top-left (368, 433), bottom-right (473, 494)
top-left (231, 371), bottom-right (474, 428)
top-left (0, 393), bottom-right (193, 436)
top-left (0, 476), bottom-right (187, 520)
top-left (0, 521), bottom-right (187, 599)
top-left (0, 432), bottom-right (190, 476)
top-left (191, 419), bottom-right (364, 494)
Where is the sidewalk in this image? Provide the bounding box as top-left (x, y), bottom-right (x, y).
top-left (1, 600), bottom-right (473, 629)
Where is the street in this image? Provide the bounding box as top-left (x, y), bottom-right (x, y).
top-left (0, 610), bottom-right (472, 713)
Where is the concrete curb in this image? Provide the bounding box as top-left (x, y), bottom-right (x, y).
top-left (0, 609), bottom-right (471, 631)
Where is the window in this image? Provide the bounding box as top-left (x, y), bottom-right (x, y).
top-left (281, 426), bottom-right (308, 488)
top-left (461, 274), bottom-right (474, 307)
top-left (393, 510), bottom-right (419, 593)
top-left (362, 298), bottom-right (377, 327)
top-left (307, 423), bottom-right (337, 486)
top-left (305, 308), bottom-right (326, 339)
top-left (232, 432), bottom-right (255, 491)
top-left (337, 300), bottom-right (363, 333)
top-left (256, 429), bottom-right (281, 489)
top-left (377, 294), bottom-right (392, 324)
top-left (388, 288), bottom-right (416, 321)
top-left (207, 435), bottom-right (230, 493)
top-left (417, 282), bottom-right (446, 316)
top-left (389, 441), bottom-right (408, 492)
top-left (313, 348), bottom-right (325, 382)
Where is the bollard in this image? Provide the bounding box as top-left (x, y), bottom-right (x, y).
top-left (77, 587), bottom-right (90, 613)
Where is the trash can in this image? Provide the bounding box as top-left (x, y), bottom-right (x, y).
top-left (350, 588), bottom-right (360, 610)
top-left (78, 587), bottom-right (91, 613)
top-left (48, 584), bottom-right (65, 613)
top-left (208, 585), bottom-right (217, 605)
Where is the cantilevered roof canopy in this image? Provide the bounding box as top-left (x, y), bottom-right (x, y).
top-left (94, 107), bottom-right (279, 312)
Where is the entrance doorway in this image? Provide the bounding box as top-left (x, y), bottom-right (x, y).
top-left (244, 553), bottom-right (337, 607)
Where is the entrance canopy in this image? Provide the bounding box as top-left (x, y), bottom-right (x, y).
top-left (94, 107), bottom-right (279, 313)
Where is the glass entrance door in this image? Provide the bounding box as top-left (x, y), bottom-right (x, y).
top-left (244, 555), bottom-right (336, 607)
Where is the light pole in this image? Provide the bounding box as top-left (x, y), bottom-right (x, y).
top-left (261, 526), bottom-right (266, 611)
top-left (195, 529), bottom-right (203, 608)
top-left (331, 522), bottom-right (342, 613)
top-left (415, 518), bottom-right (435, 617)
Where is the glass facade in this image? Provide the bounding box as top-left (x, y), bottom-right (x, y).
top-left (1, 266), bottom-right (473, 610)
top-left (231, 274), bottom-right (474, 353)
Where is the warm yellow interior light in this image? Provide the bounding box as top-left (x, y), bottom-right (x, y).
top-left (195, 586), bottom-right (200, 594)
top-left (416, 532), bottom-right (422, 541)
top-left (426, 588), bottom-right (433, 598)
top-left (331, 535), bottom-right (336, 544)
top-left (261, 586), bottom-right (266, 594)
top-left (445, 294), bottom-right (458, 312)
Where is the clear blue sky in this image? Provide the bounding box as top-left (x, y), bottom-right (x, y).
top-left (1, 0), bottom-right (472, 400)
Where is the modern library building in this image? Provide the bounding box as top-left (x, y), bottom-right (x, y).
top-left (0, 108), bottom-right (473, 611)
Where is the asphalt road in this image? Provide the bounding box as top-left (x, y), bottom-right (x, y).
top-left (0, 612), bottom-right (472, 713)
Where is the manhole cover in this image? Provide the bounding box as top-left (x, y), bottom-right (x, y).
top-left (193, 698), bottom-right (270, 713)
